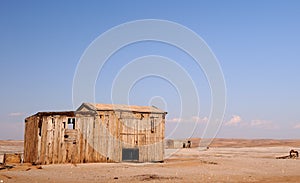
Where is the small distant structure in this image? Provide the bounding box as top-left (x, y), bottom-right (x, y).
top-left (289, 149), bottom-right (299, 158)
top-left (24, 103), bottom-right (167, 164)
top-left (165, 139), bottom-right (192, 149)
top-left (182, 140), bottom-right (191, 148)
top-left (276, 149), bottom-right (299, 159)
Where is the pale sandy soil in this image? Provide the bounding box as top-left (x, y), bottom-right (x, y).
top-left (1, 140), bottom-right (300, 183)
top-left (0, 139), bottom-right (300, 183)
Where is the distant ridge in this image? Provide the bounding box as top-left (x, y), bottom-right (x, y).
top-left (187, 138), bottom-right (300, 148)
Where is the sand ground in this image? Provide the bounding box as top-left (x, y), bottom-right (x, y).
top-left (1, 144), bottom-right (300, 183)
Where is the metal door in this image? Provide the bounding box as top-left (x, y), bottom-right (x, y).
top-left (122, 148), bottom-right (139, 161)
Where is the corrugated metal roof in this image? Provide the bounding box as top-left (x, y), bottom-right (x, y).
top-left (25, 111), bottom-right (75, 122)
top-left (36, 111), bottom-right (75, 116)
top-left (80, 103), bottom-right (166, 113)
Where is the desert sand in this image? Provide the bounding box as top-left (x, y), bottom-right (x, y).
top-left (1, 139), bottom-right (300, 183)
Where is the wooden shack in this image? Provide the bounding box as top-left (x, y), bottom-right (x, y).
top-left (24, 103), bottom-right (167, 164)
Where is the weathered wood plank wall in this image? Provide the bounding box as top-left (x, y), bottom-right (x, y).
top-left (24, 109), bottom-right (166, 164)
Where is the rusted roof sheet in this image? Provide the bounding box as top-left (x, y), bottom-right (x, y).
top-left (35, 111), bottom-right (75, 117)
top-left (80, 103), bottom-right (167, 113)
top-left (25, 111), bottom-right (75, 122)
top-left (37, 111), bottom-right (75, 116)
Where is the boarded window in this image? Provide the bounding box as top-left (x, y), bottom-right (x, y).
top-left (68, 118), bottom-right (76, 129)
top-left (105, 115), bottom-right (109, 128)
top-left (52, 118), bottom-right (55, 129)
top-left (151, 118), bottom-right (155, 133)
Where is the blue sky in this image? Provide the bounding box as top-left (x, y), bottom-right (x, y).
top-left (0, 0), bottom-right (300, 140)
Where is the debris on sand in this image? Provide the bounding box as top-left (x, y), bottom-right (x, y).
top-left (3, 153), bottom-right (22, 164)
top-left (0, 165), bottom-right (15, 170)
top-left (276, 149), bottom-right (299, 159)
top-left (200, 160), bottom-right (218, 165)
top-left (2, 174), bottom-right (12, 179)
top-left (133, 174), bottom-right (181, 181)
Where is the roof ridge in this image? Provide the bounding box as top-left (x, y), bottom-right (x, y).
top-left (79, 103), bottom-right (167, 113)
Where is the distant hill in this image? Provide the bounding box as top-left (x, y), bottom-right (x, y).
top-left (188, 138), bottom-right (300, 148)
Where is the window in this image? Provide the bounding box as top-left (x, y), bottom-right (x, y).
top-left (38, 121), bottom-right (42, 136)
top-left (67, 118), bottom-right (76, 129)
top-left (105, 115), bottom-right (109, 128)
top-left (150, 118), bottom-right (155, 133)
top-left (52, 118), bottom-right (55, 129)
top-left (38, 126), bottom-right (42, 136)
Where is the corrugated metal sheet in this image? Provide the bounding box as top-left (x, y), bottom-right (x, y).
top-left (80, 103), bottom-right (167, 114)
